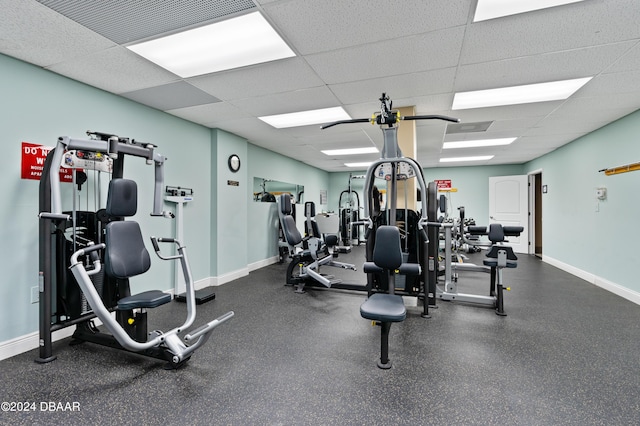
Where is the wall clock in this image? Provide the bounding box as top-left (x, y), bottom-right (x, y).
top-left (228, 154), bottom-right (241, 172)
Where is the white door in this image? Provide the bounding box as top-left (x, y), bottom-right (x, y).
top-left (489, 175), bottom-right (529, 254)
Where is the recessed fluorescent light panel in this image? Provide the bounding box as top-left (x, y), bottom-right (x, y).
top-left (452, 77), bottom-right (591, 110)
top-left (443, 138), bottom-right (516, 149)
top-left (345, 162), bottom-right (374, 168)
top-left (127, 12), bottom-right (295, 77)
top-left (440, 156), bottom-right (494, 163)
top-left (259, 107), bottom-right (351, 129)
top-left (321, 147), bottom-right (379, 156)
top-left (474, 0), bottom-right (585, 22)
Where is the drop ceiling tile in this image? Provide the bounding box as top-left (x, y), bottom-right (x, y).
top-left (228, 86), bottom-right (340, 116)
top-left (187, 58), bottom-right (325, 101)
top-left (443, 130), bottom-right (523, 143)
top-left (298, 128), bottom-right (375, 146)
top-left (305, 27), bottom-right (465, 84)
top-left (460, 0), bottom-right (640, 65)
top-left (406, 94), bottom-right (457, 116)
top-left (167, 102), bottom-right (251, 127)
top-left (330, 68), bottom-right (456, 105)
top-left (264, 0), bottom-right (470, 55)
top-left (527, 117), bottom-right (609, 136)
top-left (557, 93), bottom-right (640, 116)
top-left (46, 46), bottom-right (179, 93)
top-left (452, 101), bottom-right (565, 122)
top-left (576, 70), bottom-right (640, 96)
top-left (479, 117), bottom-right (543, 133)
top-left (517, 134), bottom-right (588, 150)
top-left (455, 42), bottom-right (636, 92)
top-left (121, 81), bottom-right (221, 111)
top-left (214, 117), bottom-right (282, 143)
top-left (417, 125), bottom-right (447, 150)
top-left (0, 0), bottom-right (116, 67)
top-left (604, 41), bottom-right (640, 73)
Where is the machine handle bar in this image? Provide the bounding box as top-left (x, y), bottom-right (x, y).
top-left (150, 236), bottom-right (182, 260)
top-left (322, 112), bottom-right (459, 130)
top-left (321, 118), bottom-right (370, 129)
top-left (402, 114), bottom-right (460, 123)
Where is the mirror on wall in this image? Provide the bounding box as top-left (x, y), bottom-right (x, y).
top-left (253, 177), bottom-right (304, 204)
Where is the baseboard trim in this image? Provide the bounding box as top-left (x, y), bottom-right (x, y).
top-left (0, 315), bottom-right (107, 362)
top-left (249, 256), bottom-right (279, 272)
top-left (543, 255), bottom-right (640, 305)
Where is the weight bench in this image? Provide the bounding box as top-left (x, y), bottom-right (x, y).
top-left (360, 226), bottom-right (420, 369)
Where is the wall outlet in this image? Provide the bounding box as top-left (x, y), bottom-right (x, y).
top-left (31, 286), bottom-right (39, 304)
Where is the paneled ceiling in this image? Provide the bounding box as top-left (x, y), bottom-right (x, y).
top-left (1, 0), bottom-right (639, 171)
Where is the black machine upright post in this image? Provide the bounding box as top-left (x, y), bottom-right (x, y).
top-left (426, 181), bottom-right (439, 309)
top-left (36, 151), bottom-right (58, 363)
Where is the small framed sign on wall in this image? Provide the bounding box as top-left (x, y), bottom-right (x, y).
top-left (320, 190), bottom-right (327, 205)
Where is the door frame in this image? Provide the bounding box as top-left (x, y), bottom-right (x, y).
top-left (528, 169), bottom-right (543, 257)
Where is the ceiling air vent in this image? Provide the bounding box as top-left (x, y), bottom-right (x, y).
top-left (36, 0), bottom-right (257, 44)
top-left (445, 121), bottom-right (493, 134)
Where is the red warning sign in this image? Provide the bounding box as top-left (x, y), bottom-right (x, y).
top-left (434, 179), bottom-right (452, 190)
top-left (21, 142), bottom-right (74, 182)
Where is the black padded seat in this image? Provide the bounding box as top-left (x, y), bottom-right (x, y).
top-left (117, 290), bottom-right (171, 310)
top-left (360, 226), bottom-right (415, 369)
top-left (483, 244), bottom-right (518, 268)
top-left (360, 293), bottom-right (406, 323)
top-left (483, 259), bottom-right (518, 268)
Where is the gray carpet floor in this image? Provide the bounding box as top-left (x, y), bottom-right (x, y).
top-left (1, 252), bottom-right (639, 425)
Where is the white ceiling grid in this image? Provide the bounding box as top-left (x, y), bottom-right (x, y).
top-left (0, 0), bottom-right (639, 170)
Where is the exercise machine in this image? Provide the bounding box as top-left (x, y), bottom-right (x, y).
top-left (433, 203), bottom-right (522, 315)
top-left (37, 132), bottom-right (233, 368)
top-left (338, 173), bottom-right (366, 251)
top-left (322, 93), bottom-right (459, 318)
top-left (278, 193), bottom-right (359, 293)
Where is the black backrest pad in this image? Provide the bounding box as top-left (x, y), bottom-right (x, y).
top-left (305, 201), bottom-right (316, 217)
top-left (373, 226), bottom-right (403, 270)
top-left (105, 221), bottom-right (151, 278)
top-left (279, 193), bottom-right (292, 215)
top-left (106, 179), bottom-right (138, 217)
top-left (282, 215), bottom-right (303, 246)
top-left (488, 223), bottom-right (505, 243)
